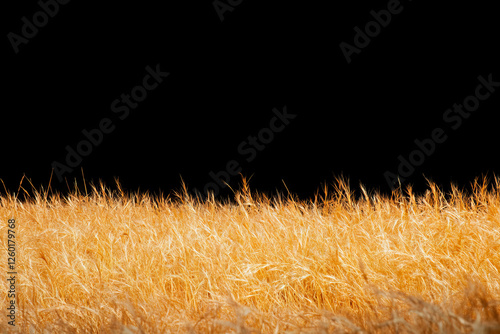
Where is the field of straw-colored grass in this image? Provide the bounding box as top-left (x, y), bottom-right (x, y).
top-left (1, 176), bottom-right (500, 333)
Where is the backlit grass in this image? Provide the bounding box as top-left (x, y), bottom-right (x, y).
top-left (1, 176), bottom-right (499, 333)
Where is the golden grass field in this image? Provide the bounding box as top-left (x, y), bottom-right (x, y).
top-left (1, 176), bottom-right (500, 333)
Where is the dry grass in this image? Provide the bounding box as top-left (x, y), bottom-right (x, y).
top-left (1, 176), bottom-right (500, 333)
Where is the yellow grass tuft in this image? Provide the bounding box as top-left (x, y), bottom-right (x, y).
top-left (1, 176), bottom-right (500, 333)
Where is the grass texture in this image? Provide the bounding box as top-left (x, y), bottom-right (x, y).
top-left (1, 176), bottom-right (500, 333)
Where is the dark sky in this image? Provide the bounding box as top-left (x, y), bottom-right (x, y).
top-left (3, 1), bottom-right (500, 199)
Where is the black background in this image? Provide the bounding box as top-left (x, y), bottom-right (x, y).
top-left (3, 0), bottom-right (500, 200)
